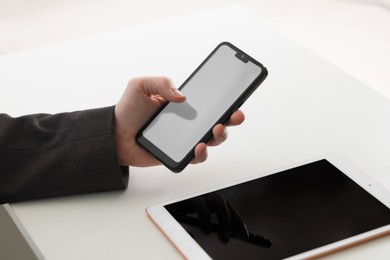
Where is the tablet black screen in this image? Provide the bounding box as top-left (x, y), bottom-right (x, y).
top-left (165, 159), bottom-right (390, 259)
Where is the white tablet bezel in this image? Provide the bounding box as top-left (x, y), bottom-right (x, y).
top-left (146, 154), bottom-right (390, 259)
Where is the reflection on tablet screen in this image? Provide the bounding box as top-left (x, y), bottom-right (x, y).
top-left (165, 160), bottom-right (390, 260)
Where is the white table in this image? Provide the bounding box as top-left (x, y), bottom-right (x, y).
top-left (1, 7), bottom-right (389, 259)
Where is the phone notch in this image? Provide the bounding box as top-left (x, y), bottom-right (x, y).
top-left (235, 52), bottom-right (249, 63)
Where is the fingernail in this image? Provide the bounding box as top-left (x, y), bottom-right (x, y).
top-left (173, 89), bottom-right (184, 97)
top-left (222, 128), bottom-right (228, 138)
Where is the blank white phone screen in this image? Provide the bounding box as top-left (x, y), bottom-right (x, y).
top-left (142, 45), bottom-right (262, 162)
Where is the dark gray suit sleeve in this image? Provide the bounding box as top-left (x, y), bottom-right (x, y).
top-left (0, 106), bottom-right (129, 203)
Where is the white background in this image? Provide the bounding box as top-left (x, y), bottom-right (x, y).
top-left (1, 0), bottom-right (390, 99)
top-left (1, 2), bottom-right (390, 259)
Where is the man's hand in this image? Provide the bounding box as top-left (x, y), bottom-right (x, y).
top-left (114, 76), bottom-right (245, 167)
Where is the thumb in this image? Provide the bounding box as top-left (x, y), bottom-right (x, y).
top-left (142, 76), bottom-right (186, 103)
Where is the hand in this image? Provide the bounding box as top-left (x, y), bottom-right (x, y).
top-left (167, 193), bottom-right (249, 243)
top-left (114, 76), bottom-right (245, 167)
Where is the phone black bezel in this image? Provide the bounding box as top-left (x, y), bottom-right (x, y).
top-left (136, 42), bottom-right (268, 172)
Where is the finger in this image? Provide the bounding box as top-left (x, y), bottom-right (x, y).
top-left (225, 110), bottom-right (245, 127)
top-left (207, 124), bottom-right (228, 147)
top-left (191, 143), bottom-right (208, 164)
top-left (192, 197), bottom-right (212, 234)
top-left (206, 193), bottom-right (231, 243)
top-left (141, 76), bottom-right (186, 103)
top-left (226, 199), bottom-right (249, 240)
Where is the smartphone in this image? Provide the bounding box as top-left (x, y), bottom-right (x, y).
top-left (136, 42), bottom-right (268, 172)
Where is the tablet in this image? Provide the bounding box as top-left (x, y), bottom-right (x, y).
top-left (146, 154), bottom-right (390, 259)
